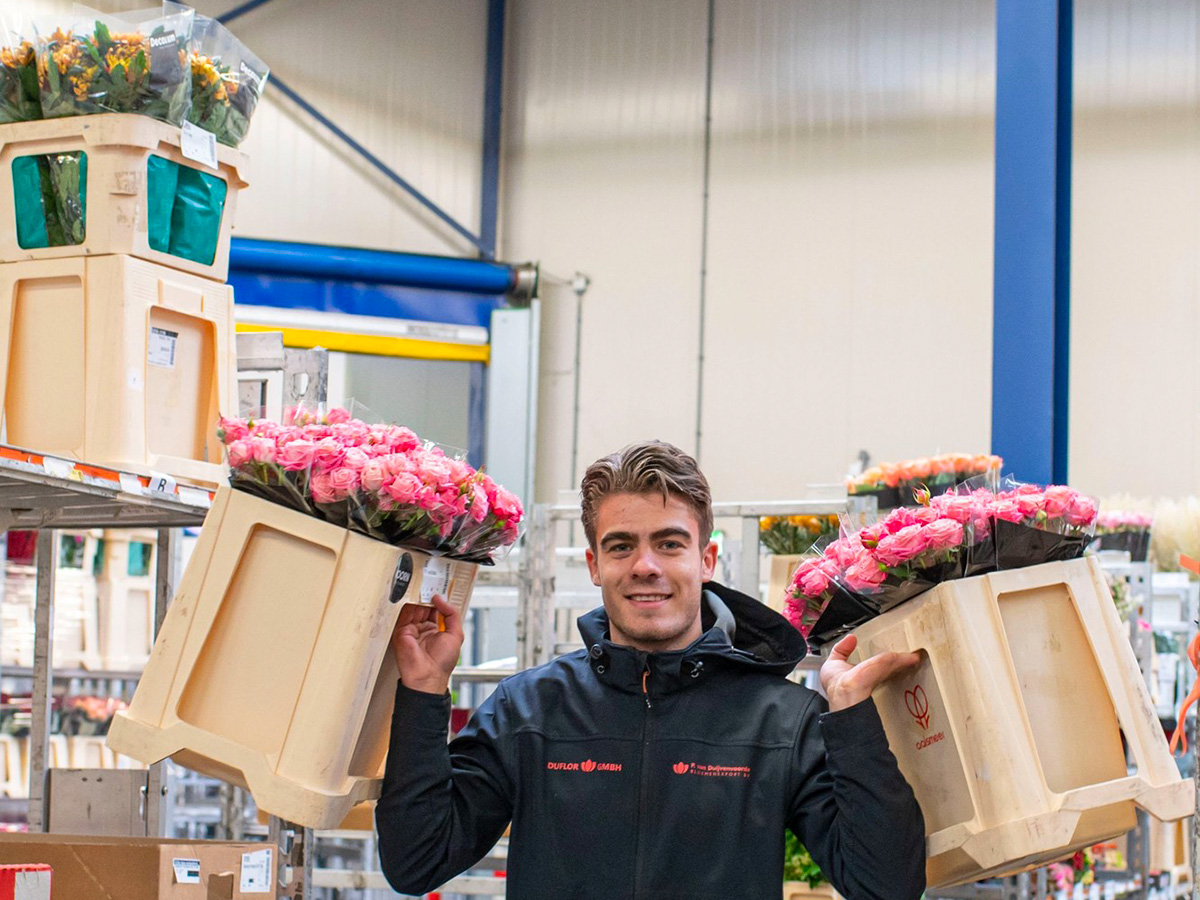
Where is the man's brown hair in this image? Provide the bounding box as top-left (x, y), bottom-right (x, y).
top-left (580, 440), bottom-right (714, 550)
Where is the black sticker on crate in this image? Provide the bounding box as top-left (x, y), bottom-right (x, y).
top-left (390, 552), bottom-right (414, 603)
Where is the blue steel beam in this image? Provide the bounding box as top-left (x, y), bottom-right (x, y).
top-left (268, 74), bottom-right (493, 259)
top-left (480, 0), bottom-right (505, 258)
top-left (992, 0), bottom-right (1073, 484)
top-left (217, 0), bottom-right (280, 25)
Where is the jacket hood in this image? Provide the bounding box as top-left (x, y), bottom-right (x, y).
top-left (576, 581), bottom-right (807, 694)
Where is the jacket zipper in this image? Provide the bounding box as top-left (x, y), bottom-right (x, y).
top-left (633, 660), bottom-right (652, 896)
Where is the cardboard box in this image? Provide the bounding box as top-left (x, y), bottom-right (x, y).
top-left (0, 835), bottom-right (274, 898)
top-left (850, 557), bottom-right (1191, 888)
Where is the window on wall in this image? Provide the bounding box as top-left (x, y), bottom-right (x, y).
top-left (327, 352), bottom-right (474, 454)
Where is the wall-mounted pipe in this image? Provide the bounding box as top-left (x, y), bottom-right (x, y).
top-left (230, 237), bottom-right (537, 299)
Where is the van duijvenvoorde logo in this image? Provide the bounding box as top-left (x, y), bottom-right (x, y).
top-left (671, 761), bottom-right (750, 778)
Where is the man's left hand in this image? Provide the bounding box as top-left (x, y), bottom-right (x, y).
top-left (820, 634), bottom-right (921, 712)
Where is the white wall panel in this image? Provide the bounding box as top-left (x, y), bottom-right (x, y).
top-left (502, 0), bottom-right (709, 502)
top-left (1071, 0), bottom-right (1200, 498)
top-left (701, 0), bottom-right (995, 502)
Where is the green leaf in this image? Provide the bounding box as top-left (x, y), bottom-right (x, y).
top-left (93, 21), bottom-right (112, 53)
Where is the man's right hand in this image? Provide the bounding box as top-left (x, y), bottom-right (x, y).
top-left (390, 594), bottom-right (464, 696)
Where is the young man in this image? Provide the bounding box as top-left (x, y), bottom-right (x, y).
top-left (378, 440), bottom-right (926, 899)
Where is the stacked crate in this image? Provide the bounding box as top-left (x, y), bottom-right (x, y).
top-left (0, 113), bottom-right (247, 487)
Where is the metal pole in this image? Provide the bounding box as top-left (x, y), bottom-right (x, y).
top-left (28, 530), bottom-right (56, 832)
top-left (739, 515), bottom-right (760, 599)
top-left (145, 528), bottom-right (177, 838)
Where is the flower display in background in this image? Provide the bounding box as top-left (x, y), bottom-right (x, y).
top-left (759, 514), bottom-right (839, 556)
top-left (216, 407), bottom-right (524, 563)
top-left (786, 480), bottom-right (1098, 646)
top-left (848, 453), bottom-right (1003, 510)
top-left (186, 13), bottom-right (268, 147)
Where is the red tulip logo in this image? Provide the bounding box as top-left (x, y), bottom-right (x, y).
top-left (673, 762), bottom-right (689, 775)
top-left (905, 685), bottom-right (931, 731)
top-left (581, 759), bottom-right (596, 773)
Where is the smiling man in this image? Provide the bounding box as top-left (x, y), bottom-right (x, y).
top-left (377, 440), bottom-right (926, 900)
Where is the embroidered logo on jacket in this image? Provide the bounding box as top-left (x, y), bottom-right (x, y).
top-left (546, 759), bottom-right (622, 772)
top-left (671, 762), bottom-right (750, 778)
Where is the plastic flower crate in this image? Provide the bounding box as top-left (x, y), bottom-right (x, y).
top-left (783, 884), bottom-right (840, 900)
top-left (106, 485), bottom-right (479, 829)
top-left (95, 531), bottom-right (157, 671)
top-left (767, 554), bottom-right (803, 615)
top-left (0, 254), bottom-right (235, 487)
top-left (848, 557), bottom-right (1191, 888)
top-left (0, 114), bottom-right (248, 281)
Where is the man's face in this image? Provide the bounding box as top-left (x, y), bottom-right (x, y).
top-left (585, 492), bottom-right (717, 653)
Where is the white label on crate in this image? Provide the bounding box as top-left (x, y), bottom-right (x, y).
top-left (180, 120), bottom-right (219, 170)
top-left (41, 456), bottom-right (75, 479)
top-left (240, 847), bottom-right (272, 893)
top-left (147, 471), bottom-right (177, 495)
top-left (118, 473), bottom-right (144, 495)
top-left (421, 556), bottom-right (451, 605)
top-left (147, 327), bottom-right (178, 368)
top-left (172, 858), bottom-right (201, 884)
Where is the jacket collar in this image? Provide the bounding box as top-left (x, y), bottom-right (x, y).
top-left (576, 581), bottom-right (807, 695)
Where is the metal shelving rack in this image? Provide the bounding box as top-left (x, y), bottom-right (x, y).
top-left (0, 446), bottom-right (212, 836)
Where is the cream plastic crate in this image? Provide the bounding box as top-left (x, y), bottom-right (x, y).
top-left (107, 486), bottom-right (479, 829)
top-left (1149, 814), bottom-right (1192, 875)
top-left (0, 255), bottom-right (235, 487)
top-left (849, 557), bottom-right (1191, 888)
top-left (783, 884), bottom-right (840, 900)
top-left (96, 531), bottom-right (157, 672)
top-left (0, 737), bottom-right (22, 799)
top-left (766, 554), bottom-right (803, 615)
top-left (0, 114), bottom-right (248, 281)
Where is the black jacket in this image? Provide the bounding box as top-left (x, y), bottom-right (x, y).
top-left (377, 582), bottom-right (925, 900)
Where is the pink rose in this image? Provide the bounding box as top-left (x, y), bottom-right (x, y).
top-left (361, 459), bottom-right (390, 493)
top-left (823, 534), bottom-right (863, 568)
top-left (227, 439), bottom-right (251, 468)
top-left (843, 555), bottom-right (886, 593)
top-left (873, 524), bottom-right (930, 567)
top-left (883, 507), bottom-right (918, 533)
top-left (1066, 495), bottom-right (1098, 528)
top-left (989, 498), bottom-right (1024, 523)
top-left (312, 437), bottom-right (345, 471)
top-left (385, 454), bottom-right (417, 477)
top-left (385, 426), bottom-right (421, 453)
top-left (859, 523), bottom-right (888, 549)
top-left (1042, 485), bottom-right (1073, 518)
top-left (922, 518), bottom-right (964, 554)
top-left (438, 485), bottom-right (468, 517)
top-left (310, 471), bottom-right (337, 504)
top-left (447, 457), bottom-right (474, 485)
top-left (277, 438), bottom-right (316, 472)
top-left (326, 466), bottom-right (359, 498)
top-left (218, 416), bottom-right (249, 443)
top-left (325, 407), bottom-right (352, 424)
top-left (331, 422), bottom-right (371, 447)
top-left (931, 494), bottom-right (975, 524)
top-left (342, 447), bottom-right (370, 472)
top-left (911, 506), bottom-right (939, 525)
top-left (798, 559), bottom-right (836, 598)
top-left (493, 488), bottom-right (523, 521)
top-left (386, 472), bottom-right (424, 505)
top-left (1016, 492), bottom-right (1045, 519)
top-left (468, 483), bottom-right (490, 523)
top-left (249, 436), bottom-right (277, 464)
top-left (419, 455), bottom-right (453, 487)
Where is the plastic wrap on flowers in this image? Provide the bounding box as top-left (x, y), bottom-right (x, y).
top-left (186, 13), bottom-right (268, 147)
top-left (847, 508), bottom-right (965, 613)
top-left (1, 13), bottom-right (41, 123)
top-left (991, 479), bottom-right (1097, 569)
top-left (932, 478), bottom-right (999, 578)
top-left (216, 407), bottom-right (524, 564)
top-left (36, 7), bottom-right (194, 124)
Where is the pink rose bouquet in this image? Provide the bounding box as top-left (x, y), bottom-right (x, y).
top-left (1095, 510), bottom-right (1152, 561)
top-left (988, 478), bottom-right (1097, 569)
top-left (215, 407), bottom-right (523, 563)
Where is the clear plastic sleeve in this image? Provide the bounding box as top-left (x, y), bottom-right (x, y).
top-left (186, 13), bottom-right (268, 146)
top-left (36, 6), bottom-right (193, 124)
top-left (0, 13), bottom-right (41, 123)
